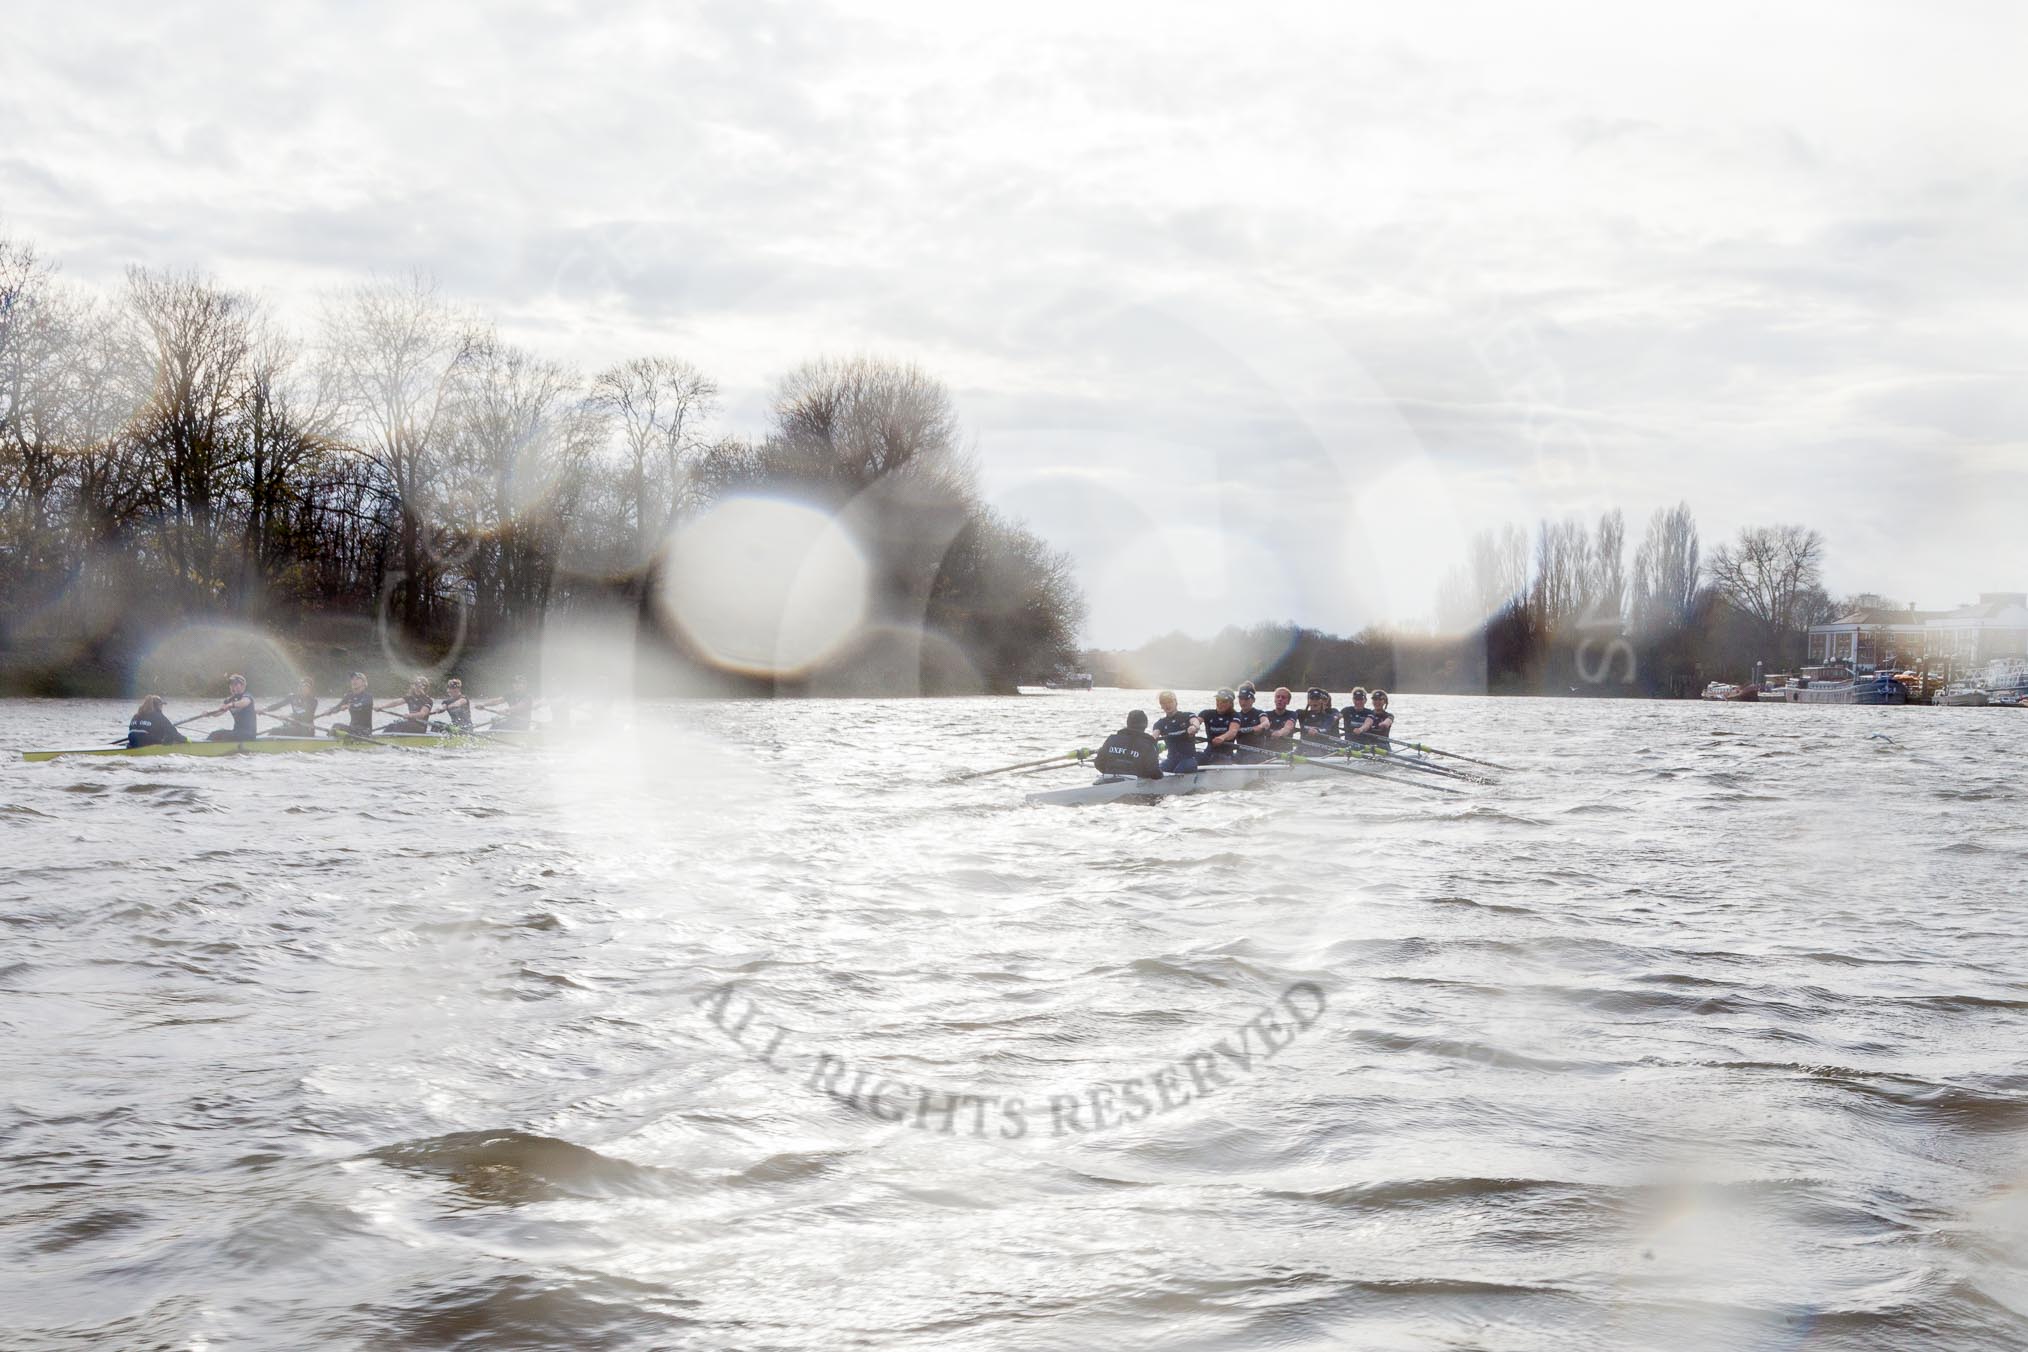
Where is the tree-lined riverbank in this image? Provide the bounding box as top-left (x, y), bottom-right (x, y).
top-left (0, 236), bottom-right (1084, 698)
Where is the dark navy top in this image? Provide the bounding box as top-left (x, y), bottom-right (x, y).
top-left (226, 694), bottom-right (258, 739)
top-left (1197, 707), bottom-right (1237, 755)
top-left (1264, 708), bottom-right (1300, 737)
top-left (1233, 706), bottom-right (1269, 748)
top-left (1151, 710), bottom-right (1197, 756)
top-left (342, 690), bottom-right (374, 733)
top-left (128, 715), bottom-right (185, 748)
top-left (1298, 707), bottom-right (1339, 739)
top-left (1094, 729), bottom-right (1161, 779)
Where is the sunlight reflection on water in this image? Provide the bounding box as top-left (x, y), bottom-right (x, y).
top-left (3, 694), bottom-right (2026, 1349)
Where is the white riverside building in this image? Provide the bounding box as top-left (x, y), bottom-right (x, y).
top-left (1807, 592), bottom-right (2028, 675)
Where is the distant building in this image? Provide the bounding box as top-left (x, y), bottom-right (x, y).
top-left (1925, 593), bottom-right (2028, 668)
top-left (1807, 592), bottom-right (2028, 672)
top-left (1807, 603), bottom-right (1941, 669)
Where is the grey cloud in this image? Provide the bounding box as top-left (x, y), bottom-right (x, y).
top-left (3, 1), bottom-right (2023, 641)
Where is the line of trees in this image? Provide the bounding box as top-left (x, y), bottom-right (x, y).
top-left (1100, 504), bottom-right (1839, 696)
top-left (0, 234), bottom-right (1084, 693)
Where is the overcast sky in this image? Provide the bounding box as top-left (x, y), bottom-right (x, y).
top-left (5, 1), bottom-right (2023, 647)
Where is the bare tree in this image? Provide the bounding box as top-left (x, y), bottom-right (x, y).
top-left (127, 267), bottom-right (255, 606)
top-left (0, 232), bottom-right (1090, 697)
top-left (450, 332), bottom-right (599, 632)
top-left (1437, 524), bottom-right (1530, 632)
top-left (1531, 516), bottom-right (1592, 629)
top-left (0, 258), bottom-right (70, 588)
top-left (769, 355), bottom-right (973, 495)
top-left (1708, 523), bottom-right (1826, 663)
top-left (1630, 502), bottom-right (1700, 633)
top-left (0, 237), bottom-right (52, 450)
top-left (235, 317), bottom-right (341, 613)
top-left (588, 355), bottom-right (719, 563)
top-left (1587, 508), bottom-right (1626, 629)
top-left (322, 273), bottom-right (474, 624)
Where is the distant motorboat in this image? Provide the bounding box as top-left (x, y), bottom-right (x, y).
top-left (1932, 683), bottom-right (1989, 707)
top-left (1701, 681), bottom-right (1766, 702)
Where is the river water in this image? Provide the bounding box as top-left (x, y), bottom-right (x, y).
top-left (2, 693), bottom-right (2025, 1350)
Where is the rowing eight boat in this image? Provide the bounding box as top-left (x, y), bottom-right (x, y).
top-left (20, 730), bottom-right (551, 762)
top-left (1028, 761), bottom-right (1343, 806)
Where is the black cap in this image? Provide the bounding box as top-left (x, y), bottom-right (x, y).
top-left (1307, 686), bottom-right (1328, 699)
top-left (1126, 709), bottom-right (1148, 731)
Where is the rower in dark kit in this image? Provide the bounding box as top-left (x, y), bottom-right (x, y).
top-left (1093, 709), bottom-right (1162, 780)
top-left (206, 674), bottom-right (259, 742)
top-left (1342, 687), bottom-right (1375, 741)
top-left (385, 677), bottom-right (435, 734)
top-left (1151, 690), bottom-right (1200, 773)
top-left (1232, 684), bottom-right (1270, 760)
top-left (1196, 688), bottom-right (1242, 762)
top-left (334, 671), bottom-right (378, 739)
top-left (1364, 690), bottom-right (1396, 745)
top-left (1297, 686), bottom-right (1339, 742)
top-left (438, 678), bottom-right (475, 732)
top-left (1263, 686), bottom-right (1302, 752)
top-left (490, 675), bottom-right (536, 731)
top-left (262, 677), bottom-right (319, 737)
top-left (127, 695), bottom-right (188, 749)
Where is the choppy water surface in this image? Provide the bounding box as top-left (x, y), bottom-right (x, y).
top-left (3, 693), bottom-right (2026, 1350)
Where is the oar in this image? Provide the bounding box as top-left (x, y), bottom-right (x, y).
top-left (1303, 735), bottom-right (1484, 782)
top-left (1335, 748), bottom-right (1481, 784)
top-left (1280, 752), bottom-right (1465, 796)
top-left (435, 713), bottom-right (526, 749)
top-left (255, 711), bottom-right (322, 739)
top-left (950, 748), bottom-right (1093, 782)
top-left (328, 724), bottom-right (420, 752)
top-left (301, 700), bottom-right (410, 730)
top-left (1391, 740), bottom-right (1515, 772)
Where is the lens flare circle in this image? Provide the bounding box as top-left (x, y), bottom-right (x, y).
top-left (657, 497), bottom-right (869, 678)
